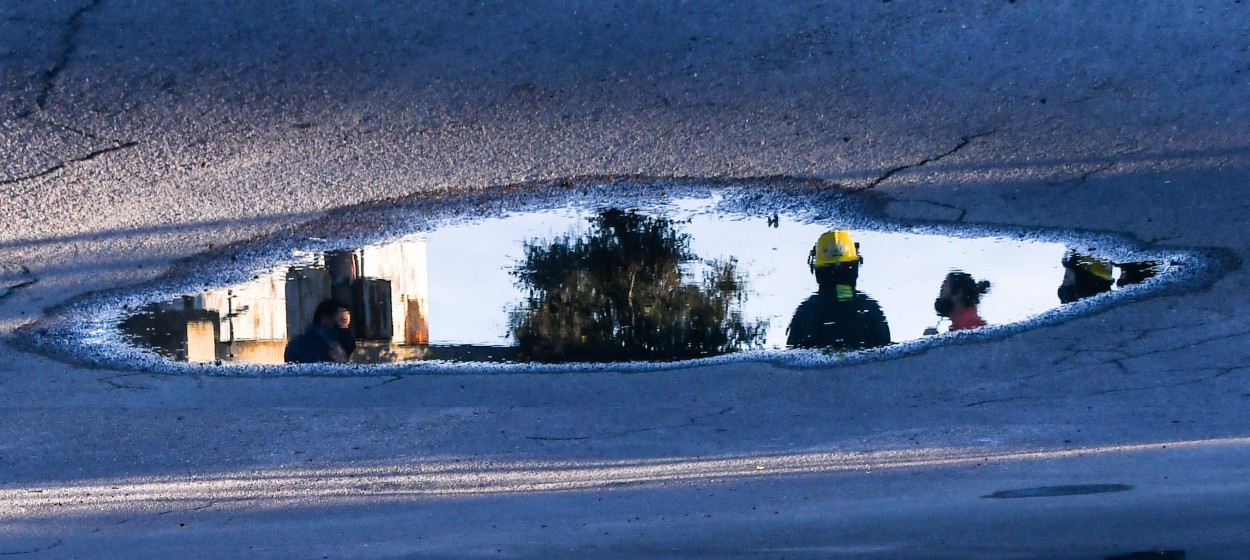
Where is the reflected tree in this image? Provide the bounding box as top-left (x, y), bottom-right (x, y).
top-left (510, 208), bottom-right (765, 362)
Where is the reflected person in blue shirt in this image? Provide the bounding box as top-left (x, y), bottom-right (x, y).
top-left (284, 299), bottom-right (356, 364)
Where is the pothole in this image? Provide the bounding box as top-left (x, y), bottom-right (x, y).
top-left (21, 177), bottom-right (1225, 374)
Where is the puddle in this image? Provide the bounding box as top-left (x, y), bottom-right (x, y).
top-left (119, 193), bottom-right (1172, 366)
top-left (982, 483), bottom-right (1133, 499)
top-left (24, 178), bottom-right (1221, 373)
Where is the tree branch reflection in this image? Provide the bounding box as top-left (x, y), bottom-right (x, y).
top-left (510, 208), bottom-right (766, 362)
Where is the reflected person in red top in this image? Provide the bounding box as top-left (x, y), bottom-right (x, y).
top-left (934, 271), bottom-right (991, 331)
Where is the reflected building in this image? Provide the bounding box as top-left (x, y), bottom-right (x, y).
top-left (123, 240), bottom-right (431, 364)
top-left (119, 297), bottom-right (221, 363)
top-left (360, 242), bottom-right (431, 346)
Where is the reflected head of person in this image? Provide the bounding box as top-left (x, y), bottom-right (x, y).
top-left (283, 299), bottom-right (356, 364)
top-left (935, 271), bottom-right (991, 331)
top-left (1058, 251), bottom-right (1114, 303)
top-left (787, 230), bottom-right (891, 350)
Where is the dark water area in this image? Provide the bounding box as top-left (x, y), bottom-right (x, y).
top-left (118, 195), bottom-right (1166, 365)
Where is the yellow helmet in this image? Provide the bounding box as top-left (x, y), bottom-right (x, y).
top-left (1064, 251), bottom-right (1113, 281)
top-left (808, 230), bottom-right (861, 268)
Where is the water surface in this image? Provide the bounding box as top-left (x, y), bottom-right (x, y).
top-left (119, 195), bottom-right (1163, 365)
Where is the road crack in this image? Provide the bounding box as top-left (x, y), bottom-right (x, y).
top-left (527, 407), bottom-right (734, 441)
top-left (1076, 162), bottom-right (1114, 185)
top-left (0, 539), bottom-right (63, 556)
top-left (1, 141), bottom-right (138, 189)
top-left (99, 373), bottom-right (155, 391)
top-left (963, 396), bottom-right (1029, 408)
top-left (29, 115), bottom-right (124, 144)
top-left (892, 199), bottom-right (969, 222)
top-left (365, 375), bottom-right (404, 389)
top-left (855, 130), bottom-right (994, 191)
top-left (7, 0), bottom-right (140, 188)
top-left (0, 279), bottom-right (38, 300)
top-left (35, 0), bottom-right (102, 112)
top-left (1084, 367), bottom-right (1248, 397)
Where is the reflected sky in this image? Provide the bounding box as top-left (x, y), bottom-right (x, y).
top-left (428, 204), bottom-right (1066, 347)
top-left (119, 196), bottom-right (1160, 365)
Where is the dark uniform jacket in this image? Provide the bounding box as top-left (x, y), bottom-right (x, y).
top-left (786, 286), bottom-right (891, 350)
top-left (284, 323), bottom-right (356, 364)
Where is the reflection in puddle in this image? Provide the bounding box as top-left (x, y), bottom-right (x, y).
top-left (787, 230), bottom-right (890, 350)
top-left (510, 208), bottom-right (764, 362)
top-left (119, 197), bottom-right (1165, 365)
top-left (1060, 250), bottom-right (1160, 303)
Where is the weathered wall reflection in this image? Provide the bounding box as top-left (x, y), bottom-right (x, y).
top-left (121, 241), bottom-right (430, 364)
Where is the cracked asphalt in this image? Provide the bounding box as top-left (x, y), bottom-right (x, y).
top-left (2, 1), bottom-right (1250, 558)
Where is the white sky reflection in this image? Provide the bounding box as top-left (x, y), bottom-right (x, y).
top-left (423, 199), bottom-right (1068, 348)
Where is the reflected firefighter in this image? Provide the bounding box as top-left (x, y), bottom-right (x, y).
top-left (787, 230), bottom-right (891, 350)
top-left (1058, 251), bottom-right (1114, 304)
top-left (1058, 250), bottom-right (1163, 304)
top-left (1116, 260), bottom-right (1161, 288)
